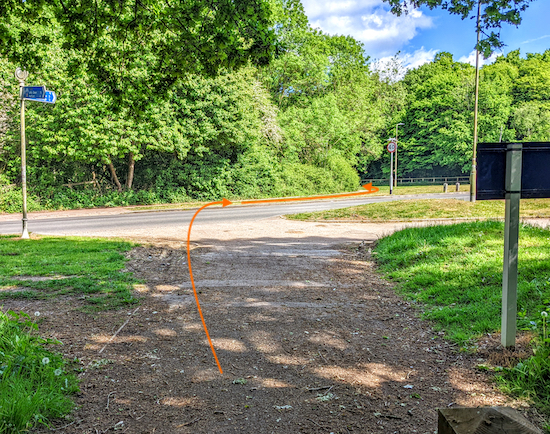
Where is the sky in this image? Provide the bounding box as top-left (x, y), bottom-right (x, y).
top-left (300, 0), bottom-right (550, 70)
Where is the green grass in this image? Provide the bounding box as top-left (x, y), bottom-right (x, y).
top-left (288, 198), bottom-right (550, 221)
top-left (0, 310), bottom-right (79, 432)
top-left (376, 221), bottom-right (550, 344)
top-left (366, 183), bottom-right (470, 196)
top-left (375, 221), bottom-right (550, 423)
top-left (0, 235), bottom-right (138, 310)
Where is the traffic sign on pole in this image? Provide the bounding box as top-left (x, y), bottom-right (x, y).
top-left (387, 141), bottom-right (396, 153)
top-left (21, 86), bottom-right (45, 100)
top-left (29, 91), bottom-right (57, 104)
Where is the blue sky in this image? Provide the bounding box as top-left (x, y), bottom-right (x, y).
top-left (300, 0), bottom-right (550, 69)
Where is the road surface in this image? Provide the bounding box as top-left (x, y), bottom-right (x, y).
top-left (0, 192), bottom-right (468, 237)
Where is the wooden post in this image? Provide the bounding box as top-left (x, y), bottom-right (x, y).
top-left (502, 143), bottom-right (522, 348)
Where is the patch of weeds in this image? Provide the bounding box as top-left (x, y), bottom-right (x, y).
top-left (89, 359), bottom-right (114, 369)
top-left (0, 236), bottom-right (140, 310)
top-left (497, 311), bottom-right (550, 422)
top-left (233, 378), bottom-right (247, 385)
top-left (0, 290), bottom-right (39, 300)
top-left (0, 310), bottom-right (78, 432)
top-left (316, 392), bottom-right (337, 402)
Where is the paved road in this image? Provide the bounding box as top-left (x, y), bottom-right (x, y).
top-left (0, 192), bottom-right (468, 236)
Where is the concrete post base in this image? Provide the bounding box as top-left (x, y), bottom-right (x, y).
top-left (438, 407), bottom-right (542, 433)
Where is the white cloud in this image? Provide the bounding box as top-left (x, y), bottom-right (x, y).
top-left (521, 34), bottom-right (550, 45)
top-left (458, 50), bottom-right (501, 67)
top-left (401, 47), bottom-right (440, 69)
top-left (302, 0), bottom-right (433, 58)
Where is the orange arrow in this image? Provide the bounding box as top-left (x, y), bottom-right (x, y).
top-left (241, 183), bottom-right (379, 205)
top-left (186, 198), bottom-right (232, 374)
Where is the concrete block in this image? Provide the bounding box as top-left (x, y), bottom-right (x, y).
top-left (438, 407), bottom-right (542, 433)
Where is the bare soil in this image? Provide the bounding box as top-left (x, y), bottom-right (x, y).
top-left (3, 216), bottom-right (546, 433)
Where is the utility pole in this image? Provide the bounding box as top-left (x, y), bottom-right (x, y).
top-left (470, 0), bottom-right (482, 202)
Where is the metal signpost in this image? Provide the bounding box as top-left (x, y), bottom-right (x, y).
top-left (477, 142), bottom-right (550, 347)
top-left (14, 68), bottom-right (57, 239)
top-left (387, 139), bottom-right (397, 195)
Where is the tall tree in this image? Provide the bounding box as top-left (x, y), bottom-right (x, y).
top-left (383, 0), bottom-right (535, 56)
top-left (0, 0), bottom-right (277, 102)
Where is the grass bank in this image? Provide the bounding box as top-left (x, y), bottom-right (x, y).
top-left (288, 198), bottom-right (550, 221)
top-left (0, 235), bottom-right (138, 310)
top-left (375, 221), bottom-right (550, 424)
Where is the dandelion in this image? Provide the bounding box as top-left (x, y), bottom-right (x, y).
top-left (542, 311), bottom-right (548, 318)
top-left (54, 368), bottom-right (62, 376)
top-left (34, 312), bottom-right (40, 317)
top-left (41, 357), bottom-right (50, 365)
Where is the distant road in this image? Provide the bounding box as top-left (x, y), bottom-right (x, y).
top-left (0, 192), bottom-right (468, 236)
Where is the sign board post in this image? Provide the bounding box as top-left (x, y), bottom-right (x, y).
top-left (502, 143), bottom-right (522, 347)
top-left (387, 139), bottom-right (397, 195)
top-left (477, 142), bottom-right (550, 347)
top-left (14, 68), bottom-right (57, 239)
top-left (15, 68), bottom-right (30, 239)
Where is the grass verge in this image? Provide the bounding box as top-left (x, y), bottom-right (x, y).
top-left (0, 310), bottom-right (79, 432)
top-left (0, 235), bottom-right (138, 310)
top-left (375, 221), bottom-right (550, 425)
top-left (366, 183), bottom-right (470, 196)
top-left (288, 198), bottom-right (550, 221)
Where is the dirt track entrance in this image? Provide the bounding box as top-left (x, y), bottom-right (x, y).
top-left (6, 217), bottom-right (542, 433)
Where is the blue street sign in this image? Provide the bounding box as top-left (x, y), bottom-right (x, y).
top-left (22, 86), bottom-right (45, 100)
top-left (40, 91), bottom-right (57, 104)
top-left (25, 90), bottom-right (57, 104)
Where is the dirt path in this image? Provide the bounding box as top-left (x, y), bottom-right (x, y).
top-left (6, 216), bottom-right (545, 433)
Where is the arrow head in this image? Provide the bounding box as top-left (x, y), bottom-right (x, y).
top-left (222, 198), bottom-right (232, 207)
top-left (362, 183), bottom-right (379, 193)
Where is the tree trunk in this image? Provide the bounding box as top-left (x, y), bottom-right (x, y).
top-left (126, 152), bottom-right (135, 190)
top-left (108, 161), bottom-right (122, 192)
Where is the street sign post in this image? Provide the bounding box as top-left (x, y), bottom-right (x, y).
top-left (477, 142), bottom-right (550, 347)
top-left (14, 68), bottom-right (57, 239)
top-left (388, 139), bottom-right (397, 194)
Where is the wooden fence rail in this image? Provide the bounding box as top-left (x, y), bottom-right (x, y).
top-left (361, 176), bottom-right (470, 185)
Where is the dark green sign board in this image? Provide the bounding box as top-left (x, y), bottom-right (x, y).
top-left (477, 142), bottom-right (550, 200)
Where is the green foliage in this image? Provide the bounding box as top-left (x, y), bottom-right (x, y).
top-left (0, 236), bottom-right (139, 310)
top-left (0, 310), bottom-right (78, 432)
top-left (497, 310), bottom-right (550, 420)
top-left (383, 0), bottom-right (535, 57)
top-left (3, 1), bottom-right (550, 206)
top-left (371, 48), bottom-right (550, 179)
top-left (397, 52), bottom-right (474, 176)
top-left (499, 342), bottom-right (550, 417)
top-left (375, 221), bottom-right (550, 346)
top-left (0, 0), bottom-right (276, 88)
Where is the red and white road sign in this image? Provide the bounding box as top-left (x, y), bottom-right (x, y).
top-left (387, 141), bottom-right (397, 153)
